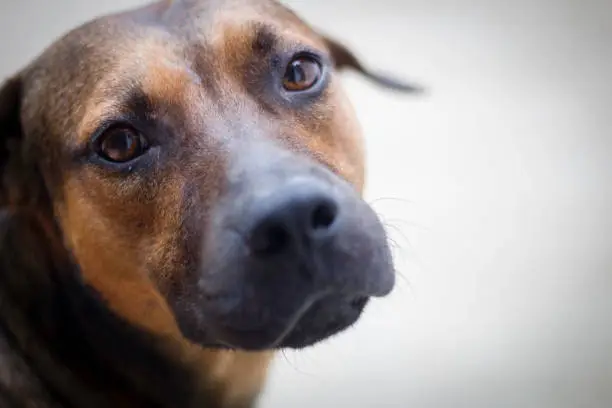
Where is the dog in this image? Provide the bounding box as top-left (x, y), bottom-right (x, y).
top-left (0, 0), bottom-right (419, 407)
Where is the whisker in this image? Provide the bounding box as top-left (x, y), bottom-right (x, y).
top-left (367, 196), bottom-right (417, 207)
top-left (278, 350), bottom-right (318, 378)
top-left (384, 218), bottom-right (431, 233)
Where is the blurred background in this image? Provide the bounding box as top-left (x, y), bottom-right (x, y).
top-left (1, 0), bottom-right (611, 407)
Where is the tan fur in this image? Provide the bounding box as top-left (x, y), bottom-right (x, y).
top-left (0, 0), bottom-right (416, 405)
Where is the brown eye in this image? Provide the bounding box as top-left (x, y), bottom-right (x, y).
top-left (283, 56), bottom-right (322, 92)
top-left (96, 126), bottom-right (148, 163)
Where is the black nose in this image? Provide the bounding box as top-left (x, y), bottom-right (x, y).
top-left (248, 184), bottom-right (340, 257)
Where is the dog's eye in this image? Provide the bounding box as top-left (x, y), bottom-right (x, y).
top-left (283, 55), bottom-right (322, 92)
top-left (96, 126), bottom-right (148, 163)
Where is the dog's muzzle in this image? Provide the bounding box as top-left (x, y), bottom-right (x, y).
top-left (175, 142), bottom-right (395, 350)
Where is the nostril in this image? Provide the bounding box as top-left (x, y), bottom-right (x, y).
top-left (250, 223), bottom-right (290, 256)
top-left (310, 200), bottom-right (338, 231)
top-left (248, 192), bottom-right (340, 257)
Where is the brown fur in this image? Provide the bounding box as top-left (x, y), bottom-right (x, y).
top-left (0, 0), bottom-right (419, 407)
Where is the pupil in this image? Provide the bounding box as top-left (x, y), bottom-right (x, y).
top-left (111, 132), bottom-right (132, 152)
top-left (101, 129), bottom-right (140, 162)
top-left (291, 62), bottom-right (306, 84)
top-left (283, 57), bottom-right (320, 91)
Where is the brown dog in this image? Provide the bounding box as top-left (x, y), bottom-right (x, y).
top-left (0, 0), bottom-right (418, 407)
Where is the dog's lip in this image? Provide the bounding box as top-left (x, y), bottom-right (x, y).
top-left (211, 294), bottom-right (321, 349)
top-left (214, 323), bottom-right (289, 350)
top-left (210, 293), bottom-right (369, 350)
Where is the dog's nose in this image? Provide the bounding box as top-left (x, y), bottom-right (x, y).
top-left (247, 183), bottom-right (339, 256)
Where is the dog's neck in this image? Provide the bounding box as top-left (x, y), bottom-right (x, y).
top-left (0, 211), bottom-right (227, 408)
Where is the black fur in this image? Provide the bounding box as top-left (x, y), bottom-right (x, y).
top-left (0, 210), bottom-right (224, 407)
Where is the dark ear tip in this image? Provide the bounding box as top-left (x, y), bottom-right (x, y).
top-left (364, 71), bottom-right (427, 94)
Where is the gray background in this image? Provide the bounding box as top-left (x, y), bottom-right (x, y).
top-left (1, 0), bottom-right (611, 407)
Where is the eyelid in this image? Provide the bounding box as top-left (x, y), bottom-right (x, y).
top-left (287, 45), bottom-right (329, 64)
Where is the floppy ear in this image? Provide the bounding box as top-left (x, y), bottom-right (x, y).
top-left (0, 75), bottom-right (47, 209)
top-left (0, 75), bottom-right (26, 207)
top-left (322, 35), bottom-right (424, 93)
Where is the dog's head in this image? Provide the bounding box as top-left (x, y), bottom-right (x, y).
top-left (0, 0), bottom-right (416, 351)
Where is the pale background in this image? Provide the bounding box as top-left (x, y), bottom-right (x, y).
top-left (1, 0), bottom-right (611, 407)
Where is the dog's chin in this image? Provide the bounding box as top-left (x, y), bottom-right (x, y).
top-left (176, 294), bottom-right (370, 351)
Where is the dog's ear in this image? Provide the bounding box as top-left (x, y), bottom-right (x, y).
top-left (322, 35), bottom-right (424, 93)
top-left (0, 75), bottom-right (25, 206)
top-left (0, 75), bottom-right (46, 209)
top-left (0, 75), bottom-right (22, 151)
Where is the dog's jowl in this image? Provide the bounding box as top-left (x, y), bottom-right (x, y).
top-left (0, 0), bottom-right (417, 407)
